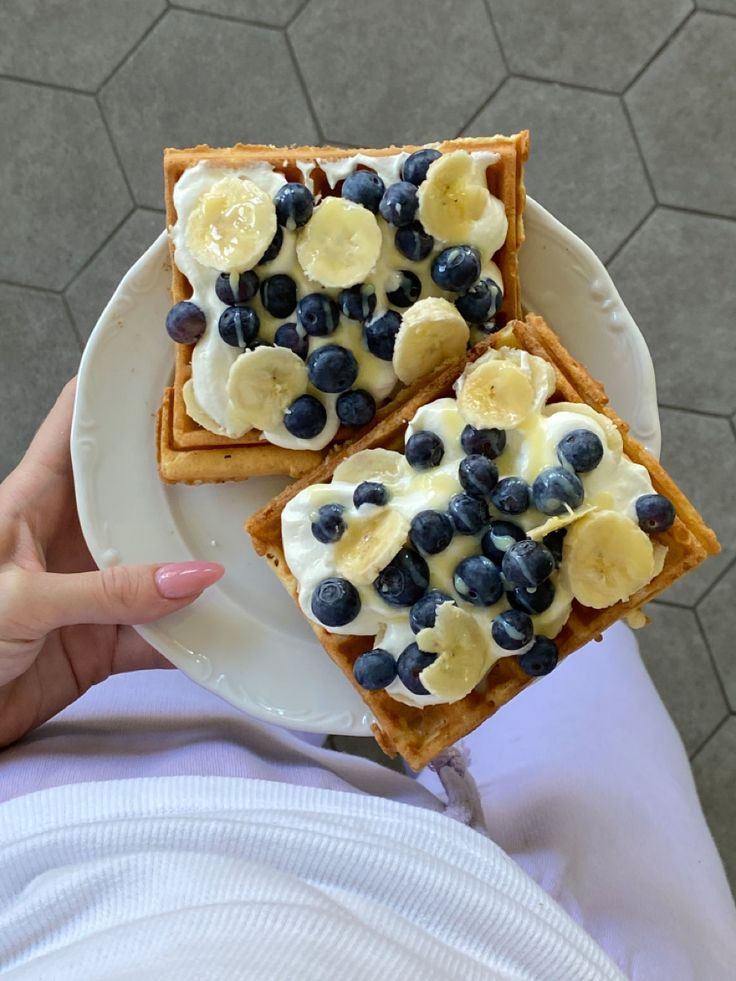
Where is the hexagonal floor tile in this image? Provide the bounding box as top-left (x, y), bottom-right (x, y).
top-left (173, 0), bottom-right (304, 27)
top-left (626, 14), bottom-right (736, 217)
top-left (637, 603), bottom-right (728, 755)
top-left (699, 562), bottom-right (736, 710)
top-left (100, 9), bottom-right (319, 208)
top-left (0, 81), bottom-right (132, 290)
top-left (65, 210), bottom-right (164, 342)
top-left (489, 0), bottom-right (690, 93)
top-left (609, 209), bottom-right (736, 416)
top-left (0, 286), bottom-right (81, 480)
top-left (692, 716), bottom-right (736, 892)
top-left (0, 0), bottom-right (165, 91)
top-left (465, 79), bottom-right (653, 262)
top-left (289, 0), bottom-right (504, 146)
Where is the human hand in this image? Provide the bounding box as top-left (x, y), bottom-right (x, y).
top-left (0, 379), bottom-right (223, 749)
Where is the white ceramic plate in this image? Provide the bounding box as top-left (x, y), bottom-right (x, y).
top-left (71, 198), bottom-right (660, 735)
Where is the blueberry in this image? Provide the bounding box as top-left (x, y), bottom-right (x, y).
top-left (373, 547), bottom-right (429, 607)
top-left (490, 476), bottom-right (530, 515)
top-left (459, 454), bottom-right (498, 499)
top-left (453, 555), bottom-right (503, 606)
top-left (311, 503), bottom-right (346, 544)
top-left (509, 579), bottom-right (556, 615)
top-left (397, 642), bottom-right (437, 695)
top-left (339, 283), bottom-right (377, 322)
top-left (557, 429), bottom-right (604, 474)
top-left (395, 222), bottom-right (434, 262)
top-left (460, 424), bottom-right (506, 460)
top-left (353, 481), bottom-right (389, 508)
top-left (283, 394), bottom-right (326, 439)
top-left (455, 277), bottom-right (503, 325)
top-left (165, 301), bottom-right (206, 344)
top-left (307, 344), bottom-right (358, 393)
top-left (405, 431), bottom-right (444, 470)
top-left (336, 389), bottom-right (376, 427)
top-left (543, 528), bottom-right (567, 567)
top-left (478, 320), bottom-right (504, 335)
top-left (502, 539), bottom-right (555, 589)
top-left (409, 510), bottom-right (454, 555)
top-left (402, 147), bottom-right (442, 186)
top-left (274, 182), bottom-right (314, 228)
top-left (532, 467), bottom-right (584, 516)
top-left (341, 170), bottom-right (385, 213)
top-left (386, 270), bottom-right (422, 308)
top-left (218, 305), bottom-right (260, 348)
top-left (297, 293), bottom-right (340, 336)
top-left (481, 519), bottom-right (527, 564)
top-left (635, 493), bottom-right (676, 533)
top-left (409, 589), bottom-right (454, 633)
top-left (353, 648), bottom-right (397, 690)
top-left (274, 322), bottom-right (308, 360)
top-left (215, 270), bottom-right (259, 305)
top-left (379, 181), bottom-right (418, 227)
top-left (492, 609), bottom-right (534, 651)
top-left (431, 246), bottom-right (481, 292)
top-left (260, 274), bottom-right (297, 318)
top-left (311, 576), bottom-right (361, 627)
top-left (448, 493), bottom-right (488, 535)
top-left (363, 310), bottom-right (401, 360)
top-left (517, 636), bottom-right (558, 677)
top-left (259, 226), bottom-right (283, 264)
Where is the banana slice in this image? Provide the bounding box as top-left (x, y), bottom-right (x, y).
top-left (226, 346), bottom-right (308, 433)
top-left (183, 379), bottom-right (229, 436)
top-left (527, 504), bottom-right (598, 541)
top-left (334, 509), bottom-right (409, 586)
top-left (392, 297), bottom-right (469, 385)
top-left (333, 448), bottom-right (410, 485)
top-left (457, 358), bottom-right (534, 429)
top-left (417, 603), bottom-right (492, 702)
top-left (296, 197), bottom-right (382, 289)
top-left (185, 175), bottom-right (276, 273)
top-left (562, 509), bottom-right (655, 609)
top-left (544, 402), bottom-right (623, 454)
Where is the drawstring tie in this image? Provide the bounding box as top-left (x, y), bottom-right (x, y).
top-left (428, 744), bottom-right (488, 833)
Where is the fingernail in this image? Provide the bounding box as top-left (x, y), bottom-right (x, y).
top-left (155, 561), bottom-right (224, 599)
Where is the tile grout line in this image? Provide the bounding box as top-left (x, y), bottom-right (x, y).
top-left (650, 597), bottom-right (697, 613)
top-left (283, 25), bottom-right (326, 144)
top-left (94, 6), bottom-right (170, 95)
top-left (482, 0), bottom-right (510, 74)
top-left (691, 553), bottom-right (736, 609)
top-left (0, 72), bottom-right (94, 97)
top-left (456, 76), bottom-right (510, 138)
top-left (658, 402), bottom-right (733, 421)
top-left (622, 6), bottom-right (696, 98)
top-left (507, 70), bottom-right (621, 98)
top-left (61, 204), bottom-right (136, 295)
top-left (620, 97), bottom-right (658, 202)
top-left (285, 0), bottom-right (314, 29)
top-left (689, 712), bottom-right (731, 762)
top-left (61, 292), bottom-right (85, 352)
top-left (94, 94), bottom-right (137, 205)
top-left (658, 202), bottom-right (736, 224)
top-left (604, 202), bottom-right (657, 267)
top-left (167, 2), bottom-right (288, 32)
top-left (0, 279), bottom-right (64, 296)
top-left (694, 605), bottom-right (733, 714)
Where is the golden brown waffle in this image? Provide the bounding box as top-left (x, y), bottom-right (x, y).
top-left (159, 134), bottom-right (529, 483)
top-left (245, 315), bottom-right (719, 770)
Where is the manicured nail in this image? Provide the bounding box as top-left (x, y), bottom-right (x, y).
top-left (155, 561), bottom-right (224, 599)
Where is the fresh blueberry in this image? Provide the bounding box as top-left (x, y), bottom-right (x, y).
top-left (402, 147), bottom-right (442, 186)
top-left (409, 589), bottom-right (454, 633)
top-left (339, 283), bottom-right (377, 322)
top-left (336, 389), bottom-right (376, 427)
top-left (353, 648), bottom-right (397, 690)
top-left (260, 274), bottom-right (297, 318)
top-left (274, 322), bottom-right (308, 360)
top-left (307, 344), bottom-right (358, 393)
top-left (373, 547), bottom-right (429, 607)
top-left (386, 270), bottom-right (422, 308)
top-left (215, 270), bottom-right (259, 305)
top-left (455, 277), bottom-right (503, 325)
top-left (165, 301), bottom-right (206, 344)
top-left (532, 467), bottom-right (584, 516)
top-left (259, 226), bottom-right (283, 264)
top-left (460, 424), bottom-right (506, 460)
top-left (341, 170), bottom-right (385, 213)
top-left (406, 431), bottom-right (444, 470)
top-left (409, 510), bottom-right (454, 555)
top-left (453, 555), bottom-right (503, 606)
top-left (298, 293), bottom-right (340, 336)
top-left (517, 636), bottom-right (559, 677)
top-left (218, 305), bottom-right (260, 348)
top-left (397, 642), bottom-right (437, 695)
top-left (311, 503), bottom-right (346, 544)
top-left (310, 576), bottom-right (361, 627)
top-left (363, 310), bottom-right (401, 360)
top-left (543, 528), bottom-right (567, 567)
top-left (379, 181), bottom-right (418, 227)
top-left (635, 493), bottom-right (676, 533)
top-left (431, 246), bottom-right (481, 292)
top-left (283, 394), bottom-right (327, 439)
top-left (502, 539), bottom-right (555, 589)
top-left (557, 429), bottom-right (604, 474)
top-left (509, 579), bottom-right (556, 615)
top-left (274, 182), bottom-right (314, 228)
top-left (459, 454), bottom-right (499, 499)
top-left (481, 520), bottom-right (527, 565)
top-left (395, 222), bottom-right (434, 262)
top-left (492, 609), bottom-right (534, 651)
top-left (490, 476), bottom-right (530, 515)
top-left (353, 481), bottom-right (389, 508)
top-left (448, 493), bottom-right (488, 535)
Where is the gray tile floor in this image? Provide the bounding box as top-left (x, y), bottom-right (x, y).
top-left (1, 0), bottom-right (734, 886)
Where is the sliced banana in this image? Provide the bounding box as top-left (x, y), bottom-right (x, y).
top-left (457, 358), bottom-right (534, 429)
top-left (561, 509), bottom-right (655, 609)
top-left (544, 402), bottom-right (623, 454)
top-left (185, 175), bottom-right (276, 273)
top-left (226, 346), bottom-right (308, 433)
top-left (334, 509), bottom-right (409, 586)
top-left (527, 504), bottom-right (598, 541)
top-left (296, 197), bottom-right (382, 289)
top-left (392, 297), bottom-right (469, 385)
top-left (333, 448), bottom-right (410, 486)
top-left (183, 379), bottom-right (230, 436)
top-left (417, 603), bottom-right (492, 702)
top-left (652, 542), bottom-right (668, 578)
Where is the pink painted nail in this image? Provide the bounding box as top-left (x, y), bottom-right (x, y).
top-left (155, 561), bottom-right (224, 599)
